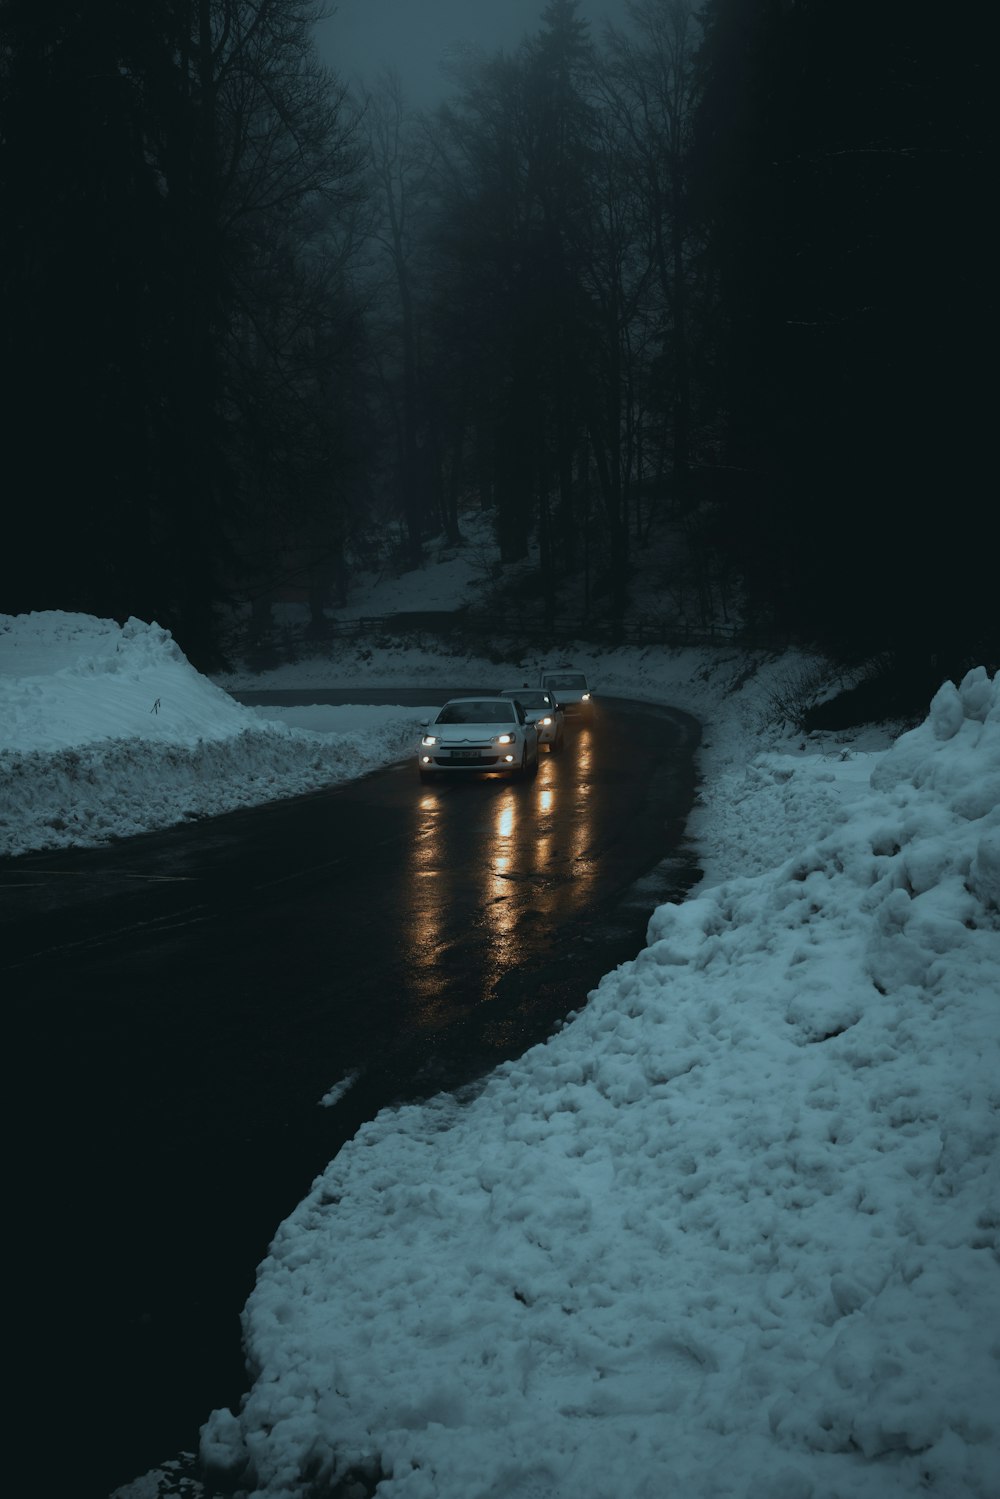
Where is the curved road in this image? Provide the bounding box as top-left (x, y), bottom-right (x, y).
top-left (3, 691), bottom-right (700, 1497)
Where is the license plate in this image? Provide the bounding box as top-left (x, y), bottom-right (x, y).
top-left (448, 751), bottom-right (482, 763)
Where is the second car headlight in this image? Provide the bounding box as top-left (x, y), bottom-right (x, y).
top-left (496, 732), bottom-right (515, 744)
top-left (421, 734), bottom-right (437, 746)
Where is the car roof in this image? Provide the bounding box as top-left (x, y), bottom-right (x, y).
top-left (499, 686), bottom-right (549, 695)
top-left (438, 697), bottom-right (513, 710)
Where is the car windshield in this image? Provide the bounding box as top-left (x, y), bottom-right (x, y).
top-left (546, 674), bottom-right (587, 690)
top-left (436, 701), bottom-right (515, 725)
top-left (502, 691), bottom-right (551, 709)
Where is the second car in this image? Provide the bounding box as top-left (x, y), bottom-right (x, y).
top-left (499, 687), bottom-right (565, 752)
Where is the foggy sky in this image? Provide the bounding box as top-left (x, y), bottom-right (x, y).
top-left (315, 0), bottom-right (632, 106)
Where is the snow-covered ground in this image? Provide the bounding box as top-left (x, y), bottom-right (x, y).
top-left (1, 607), bottom-right (997, 1499)
top-left (0, 612), bottom-right (438, 858)
top-left (329, 512), bottom-right (507, 620)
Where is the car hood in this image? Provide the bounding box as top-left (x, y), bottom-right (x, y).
top-left (430, 722), bottom-right (523, 741)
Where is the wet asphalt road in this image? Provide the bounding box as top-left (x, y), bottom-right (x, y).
top-left (3, 691), bottom-right (700, 1497)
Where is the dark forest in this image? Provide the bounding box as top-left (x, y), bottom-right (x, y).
top-left (1, 0), bottom-right (992, 704)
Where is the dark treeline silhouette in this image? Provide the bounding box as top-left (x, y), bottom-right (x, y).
top-left (1, 0), bottom-right (991, 686)
top-left (1, 0), bottom-right (365, 666)
top-left (693, 0), bottom-right (992, 696)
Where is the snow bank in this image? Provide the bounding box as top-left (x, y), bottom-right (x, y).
top-left (202, 669), bottom-right (1000, 1499)
top-left (0, 613), bottom-right (429, 858)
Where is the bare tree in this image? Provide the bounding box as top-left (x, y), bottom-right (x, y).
top-left (362, 69), bottom-right (437, 566)
top-left (599, 0), bottom-right (703, 496)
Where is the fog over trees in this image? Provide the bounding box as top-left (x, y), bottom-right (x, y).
top-left (1, 0), bottom-right (991, 695)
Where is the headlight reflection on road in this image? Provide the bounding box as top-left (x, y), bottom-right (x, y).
top-left (569, 724), bottom-right (594, 861)
top-left (574, 723), bottom-right (594, 783)
top-left (404, 783), bottom-right (524, 1029)
top-left (558, 724), bottom-right (598, 904)
top-left (485, 787), bottom-right (519, 965)
top-left (405, 735), bottom-right (601, 1039)
top-left (404, 793), bottom-right (452, 1027)
top-left (530, 756), bottom-right (557, 876)
top-left (496, 799), bottom-right (515, 842)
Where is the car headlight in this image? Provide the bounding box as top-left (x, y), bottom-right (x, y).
top-left (538, 716), bottom-right (552, 726)
top-left (581, 692), bottom-right (591, 701)
top-left (496, 732), bottom-right (515, 744)
top-left (421, 734), bottom-right (437, 746)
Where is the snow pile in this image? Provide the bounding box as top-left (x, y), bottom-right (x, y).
top-left (202, 668), bottom-right (1000, 1499)
top-left (0, 612), bottom-right (431, 858)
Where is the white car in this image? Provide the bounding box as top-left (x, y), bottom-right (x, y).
top-left (539, 668), bottom-right (593, 715)
top-left (417, 698), bottom-right (539, 782)
top-left (499, 687), bottom-right (565, 752)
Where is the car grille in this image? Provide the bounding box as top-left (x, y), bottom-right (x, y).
top-left (436, 752), bottom-right (498, 766)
